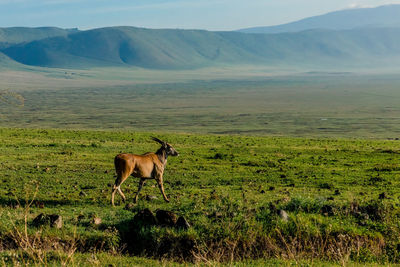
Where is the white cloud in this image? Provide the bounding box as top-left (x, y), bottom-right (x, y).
top-left (348, 3), bottom-right (373, 8)
top-left (346, 1), bottom-right (400, 10)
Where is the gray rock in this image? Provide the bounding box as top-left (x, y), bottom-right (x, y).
top-left (176, 216), bottom-right (191, 230)
top-left (32, 213), bottom-right (47, 226)
top-left (133, 208), bottom-right (157, 226)
top-left (50, 215), bottom-right (63, 229)
top-left (33, 213), bottom-right (62, 229)
top-left (156, 210), bottom-right (177, 227)
top-left (278, 210), bottom-right (289, 222)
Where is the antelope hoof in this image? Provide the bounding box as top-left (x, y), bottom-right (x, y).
top-left (164, 198), bottom-right (170, 203)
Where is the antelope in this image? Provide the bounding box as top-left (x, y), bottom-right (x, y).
top-left (111, 137), bottom-right (179, 206)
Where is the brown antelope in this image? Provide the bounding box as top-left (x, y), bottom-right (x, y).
top-left (111, 137), bottom-right (179, 206)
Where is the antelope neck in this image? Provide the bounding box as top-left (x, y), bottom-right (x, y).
top-left (156, 147), bottom-right (168, 164)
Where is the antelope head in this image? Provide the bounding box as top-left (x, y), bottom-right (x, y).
top-left (152, 137), bottom-right (179, 156)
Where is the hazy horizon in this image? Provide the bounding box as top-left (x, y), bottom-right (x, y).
top-left (1, 0), bottom-right (400, 31)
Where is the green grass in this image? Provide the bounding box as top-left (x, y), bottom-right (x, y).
top-left (2, 67), bottom-right (400, 265)
top-left (0, 128), bottom-right (400, 265)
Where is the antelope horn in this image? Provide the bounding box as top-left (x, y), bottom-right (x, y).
top-left (151, 137), bottom-right (165, 145)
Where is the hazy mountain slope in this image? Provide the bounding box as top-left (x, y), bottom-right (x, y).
top-left (0, 27), bottom-right (78, 49)
top-left (239, 5), bottom-right (400, 33)
top-left (0, 52), bottom-right (31, 71)
top-left (0, 52), bottom-right (14, 67)
top-left (2, 27), bottom-right (260, 69)
top-left (2, 26), bottom-right (400, 69)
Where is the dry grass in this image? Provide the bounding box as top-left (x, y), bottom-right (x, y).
top-left (5, 183), bottom-right (77, 266)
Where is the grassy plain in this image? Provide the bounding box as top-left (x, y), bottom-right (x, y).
top-left (1, 67), bottom-right (400, 139)
top-left (1, 66), bottom-right (400, 265)
top-left (0, 128), bottom-right (399, 265)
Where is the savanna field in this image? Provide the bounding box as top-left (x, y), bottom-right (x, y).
top-left (0, 127), bottom-right (400, 266)
top-left (2, 2), bottom-right (400, 265)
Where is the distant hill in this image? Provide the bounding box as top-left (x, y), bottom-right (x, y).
top-left (0, 52), bottom-right (30, 71)
top-left (239, 5), bottom-right (400, 34)
top-left (0, 27), bottom-right (79, 49)
top-left (3, 27), bottom-right (259, 69)
top-left (2, 26), bottom-right (400, 70)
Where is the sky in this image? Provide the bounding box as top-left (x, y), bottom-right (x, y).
top-left (0, 0), bottom-right (400, 30)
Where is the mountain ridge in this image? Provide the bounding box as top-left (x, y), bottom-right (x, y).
top-left (2, 26), bottom-right (400, 70)
top-left (2, 3), bottom-right (400, 71)
top-left (238, 4), bottom-right (400, 34)
top-left (0, 27), bottom-right (79, 49)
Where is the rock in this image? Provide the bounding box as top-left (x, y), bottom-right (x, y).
top-left (32, 213), bottom-right (47, 226)
top-left (49, 215), bottom-right (63, 229)
top-left (156, 210), bottom-right (177, 227)
top-left (92, 217), bottom-right (102, 225)
top-left (146, 195), bottom-right (158, 201)
top-left (363, 203), bottom-right (384, 221)
top-left (176, 216), bottom-right (191, 230)
top-left (278, 210), bottom-right (289, 222)
top-left (33, 214), bottom-right (62, 229)
top-left (133, 208), bottom-right (157, 226)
